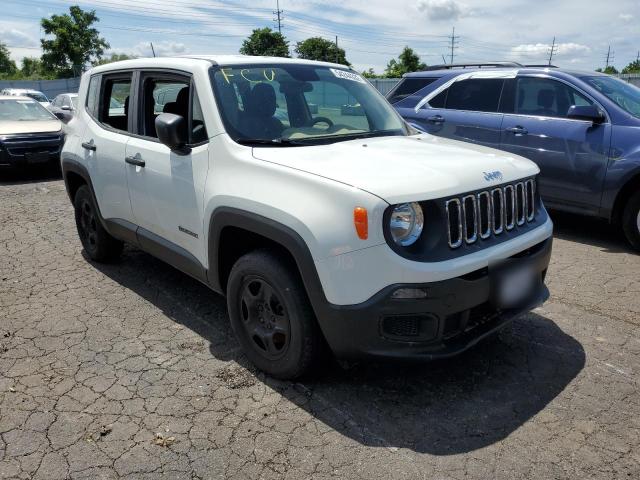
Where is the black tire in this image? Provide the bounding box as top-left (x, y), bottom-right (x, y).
top-left (73, 185), bottom-right (123, 262)
top-left (226, 250), bottom-right (323, 379)
top-left (622, 191), bottom-right (640, 251)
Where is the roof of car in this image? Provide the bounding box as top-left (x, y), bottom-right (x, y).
top-left (403, 66), bottom-right (608, 79)
top-left (89, 55), bottom-right (351, 75)
top-left (0, 95), bottom-right (34, 101)
top-left (2, 88), bottom-right (44, 94)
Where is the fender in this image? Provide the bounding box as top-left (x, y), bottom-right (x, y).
top-left (601, 159), bottom-right (640, 221)
top-left (207, 207), bottom-right (329, 318)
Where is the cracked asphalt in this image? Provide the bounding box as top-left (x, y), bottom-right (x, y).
top-left (1, 171), bottom-right (639, 479)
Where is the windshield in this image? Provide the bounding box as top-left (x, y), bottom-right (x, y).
top-left (583, 76), bottom-right (640, 118)
top-left (0, 99), bottom-right (56, 122)
top-left (71, 96), bottom-right (78, 109)
top-left (211, 64), bottom-right (409, 145)
top-left (24, 92), bottom-right (49, 103)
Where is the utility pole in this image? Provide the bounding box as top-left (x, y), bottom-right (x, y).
top-left (273, 0), bottom-right (283, 34)
top-left (335, 35), bottom-right (339, 64)
top-left (448, 26), bottom-right (459, 64)
top-left (150, 42), bottom-right (156, 57)
top-left (547, 37), bottom-right (557, 66)
top-left (605, 45), bottom-right (614, 69)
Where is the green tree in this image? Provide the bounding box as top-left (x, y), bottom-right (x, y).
top-left (621, 59), bottom-right (640, 74)
top-left (384, 47), bottom-right (426, 78)
top-left (596, 66), bottom-right (619, 74)
top-left (239, 27), bottom-right (289, 57)
top-left (295, 37), bottom-right (349, 65)
top-left (94, 53), bottom-right (137, 66)
top-left (0, 42), bottom-right (18, 78)
top-left (361, 68), bottom-right (379, 79)
top-left (21, 57), bottom-right (46, 78)
top-left (40, 5), bottom-right (109, 78)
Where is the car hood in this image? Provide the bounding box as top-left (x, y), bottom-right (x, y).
top-left (251, 134), bottom-right (540, 204)
top-left (0, 120), bottom-right (62, 136)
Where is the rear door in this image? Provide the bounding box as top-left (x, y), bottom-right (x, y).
top-left (124, 71), bottom-right (210, 265)
top-left (80, 72), bottom-right (135, 225)
top-left (408, 77), bottom-right (505, 149)
top-left (499, 75), bottom-right (611, 212)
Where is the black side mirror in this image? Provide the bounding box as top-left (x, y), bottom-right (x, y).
top-left (155, 113), bottom-right (189, 151)
top-left (567, 105), bottom-right (605, 124)
top-left (53, 111), bottom-right (72, 123)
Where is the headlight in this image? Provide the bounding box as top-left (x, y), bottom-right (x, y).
top-left (389, 202), bottom-right (424, 246)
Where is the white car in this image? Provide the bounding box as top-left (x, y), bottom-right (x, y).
top-left (1, 88), bottom-right (51, 109)
top-left (61, 56), bottom-right (553, 378)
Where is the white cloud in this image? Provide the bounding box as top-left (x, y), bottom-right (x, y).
top-left (122, 41), bottom-right (188, 58)
top-left (619, 13), bottom-right (633, 21)
top-left (416, 0), bottom-right (466, 21)
top-left (0, 27), bottom-right (39, 48)
top-left (511, 42), bottom-right (590, 59)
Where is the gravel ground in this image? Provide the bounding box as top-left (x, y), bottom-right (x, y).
top-left (1, 172), bottom-right (639, 479)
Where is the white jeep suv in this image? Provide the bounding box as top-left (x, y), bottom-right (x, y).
top-left (62, 56), bottom-right (553, 379)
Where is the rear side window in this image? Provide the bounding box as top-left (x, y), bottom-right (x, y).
top-left (86, 76), bottom-right (100, 117)
top-left (444, 79), bottom-right (504, 112)
top-left (99, 74), bottom-right (132, 132)
top-left (387, 77), bottom-right (437, 104)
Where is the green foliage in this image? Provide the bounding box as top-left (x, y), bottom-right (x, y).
top-left (596, 66), bottom-right (619, 74)
top-left (20, 57), bottom-right (50, 79)
top-left (384, 47), bottom-right (426, 78)
top-left (621, 60), bottom-right (640, 74)
top-left (94, 53), bottom-right (137, 66)
top-left (239, 28), bottom-right (289, 58)
top-left (361, 68), bottom-right (380, 79)
top-left (40, 5), bottom-right (109, 78)
top-left (295, 37), bottom-right (349, 65)
top-left (0, 42), bottom-right (18, 78)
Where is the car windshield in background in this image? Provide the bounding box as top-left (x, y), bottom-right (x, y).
top-left (71, 96), bottom-right (78, 109)
top-left (0, 99), bottom-right (55, 121)
top-left (211, 64), bottom-right (409, 145)
top-left (24, 92), bottom-right (49, 103)
top-left (583, 76), bottom-right (640, 118)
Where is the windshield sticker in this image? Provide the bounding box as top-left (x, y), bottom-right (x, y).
top-left (330, 69), bottom-right (366, 84)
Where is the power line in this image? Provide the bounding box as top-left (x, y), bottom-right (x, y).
top-left (548, 36), bottom-right (557, 65)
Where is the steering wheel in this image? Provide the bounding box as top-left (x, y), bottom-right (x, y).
top-left (310, 116), bottom-right (334, 128)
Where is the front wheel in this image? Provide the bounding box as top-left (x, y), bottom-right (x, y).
top-left (226, 250), bottom-right (323, 379)
top-left (622, 191), bottom-right (640, 252)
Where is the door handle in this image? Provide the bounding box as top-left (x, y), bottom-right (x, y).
top-left (125, 154), bottom-right (145, 167)
top-left (506, 126), bottom-right (528, 135)
top-left (81, 141), bottom-right (96, 151)
top-left (427, 115), bottom-right (445, 124)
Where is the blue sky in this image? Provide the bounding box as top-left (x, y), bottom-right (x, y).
top-left (2, 0), bottom-right (639, 74)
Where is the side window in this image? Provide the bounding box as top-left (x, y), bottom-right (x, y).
top-left (444, 78), bottom-right (504, 112)
top-left (190, 88), bottom-right (208, 144)
top-left (140, 75), bottom-right (190, 138)
top-left (98, 75), bottom-right (132, 132)
top-left (387, 77), bottom-right (437, 104)
top-left (428, 88), bottom-right (447, 108)
top-left (515, 77), bottom-right (593, 118)
top-left (86, 75), bottom-right (100, 117)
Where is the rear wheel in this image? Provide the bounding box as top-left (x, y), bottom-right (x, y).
top-left (74, 185), bottom-right (123, 262)
top-left (227, 250), bottom-right (322, 379)
top-left (622, 191), bottom-right (640, 251)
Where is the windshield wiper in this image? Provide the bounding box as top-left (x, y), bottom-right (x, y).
top-left (235, 137), bottom-right (307, 147)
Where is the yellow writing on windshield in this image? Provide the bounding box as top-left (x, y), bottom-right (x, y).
top-left (220, 68), bottom-right (277, 84)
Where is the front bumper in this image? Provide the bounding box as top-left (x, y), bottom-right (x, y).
top-left (0, 133), bottom-right (64, 168)
top-left (316, 237), bottom-right (552, 360)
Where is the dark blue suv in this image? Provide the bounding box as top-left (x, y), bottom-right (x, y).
top-left (389, 62), bottom-right (640, 250)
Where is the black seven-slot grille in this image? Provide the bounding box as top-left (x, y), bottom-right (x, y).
top-left (445, 179), bottom-right (536, 249)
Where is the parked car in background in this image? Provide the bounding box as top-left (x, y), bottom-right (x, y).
top-left (1, 88), bottom-right (51, 109)
top-left (49, 93), bottom-right (78, 124)
top-left (61, 56), bottom-right (552, 379)
top-left (390, 62), bottom-right (640, 250)
top-left (0, 95), bottom-right (64, 171)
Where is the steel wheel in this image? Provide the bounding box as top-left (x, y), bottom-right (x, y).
top-left (238, 276), bottom-right (291, 361)
top-left (78, 197), bottom-right (98, 252)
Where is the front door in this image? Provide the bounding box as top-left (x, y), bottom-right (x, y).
top-left (125, 73), bottom-right (210, 266)
top-left (500, 76), bottom-right (611, 212)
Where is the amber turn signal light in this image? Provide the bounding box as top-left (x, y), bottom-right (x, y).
top-left (354, 207), bottom-right (368, 240)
